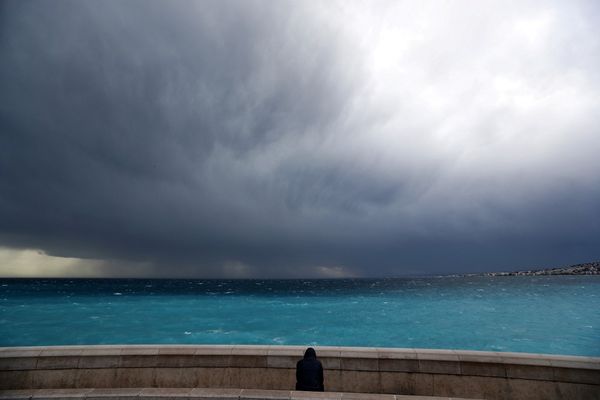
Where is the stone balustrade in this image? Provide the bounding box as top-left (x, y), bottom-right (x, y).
top-left (0, 346), bottom-right (598, 400)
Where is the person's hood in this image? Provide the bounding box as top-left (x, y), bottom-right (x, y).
top-left (304, 347), bottom-right (317, 359)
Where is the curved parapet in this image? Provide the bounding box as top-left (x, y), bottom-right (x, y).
top-left (0, 345), bottom-right (598, 400)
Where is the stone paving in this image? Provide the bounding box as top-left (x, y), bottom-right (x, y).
top-left (0, 388), bottom-right (480, 400)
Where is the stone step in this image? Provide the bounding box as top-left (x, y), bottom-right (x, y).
top-left (0, 388), bottom-right (482, 400)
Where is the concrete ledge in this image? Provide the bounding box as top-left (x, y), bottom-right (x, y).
top-left (0, 346), bottom-right (599, 400)
top-left (0, 388), bottom-right (478, 400)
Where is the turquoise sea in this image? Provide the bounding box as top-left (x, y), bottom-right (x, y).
top-left (1, 276), bottom-right (599, 356)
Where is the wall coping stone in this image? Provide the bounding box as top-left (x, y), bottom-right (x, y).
top-left (1, 345), bottom-right (598, 370)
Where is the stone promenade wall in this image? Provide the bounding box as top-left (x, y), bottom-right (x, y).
top-left (0, 345), bottom-right (598, 400)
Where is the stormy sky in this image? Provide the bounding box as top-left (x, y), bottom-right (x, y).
top-left (1, 0), bottom-right (599, 278)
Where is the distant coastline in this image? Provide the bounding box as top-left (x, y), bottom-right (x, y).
top-left (460, 261), bottom-right (600, 277)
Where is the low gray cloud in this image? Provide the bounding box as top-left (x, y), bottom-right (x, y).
top-left (1, 0), bottom-right (599, 277)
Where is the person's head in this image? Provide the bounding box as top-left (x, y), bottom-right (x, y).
top-left (304, 347), bottom-right (317, 359)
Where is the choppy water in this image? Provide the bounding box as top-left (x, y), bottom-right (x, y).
top-left (1, 276), bottom-right (599, 356)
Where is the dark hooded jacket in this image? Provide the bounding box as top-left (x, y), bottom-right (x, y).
top-left (295, 347), bottom-right (324, 391)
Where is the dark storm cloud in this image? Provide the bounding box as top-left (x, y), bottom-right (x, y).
top-left (1, 0), bottom-right (600, 277)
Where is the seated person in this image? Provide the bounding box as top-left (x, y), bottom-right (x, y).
top-left (296, 347), bottom-right (324, 391)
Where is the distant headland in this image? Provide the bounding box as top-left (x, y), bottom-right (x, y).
top-left (467, 261), bottom-right (600, 277)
